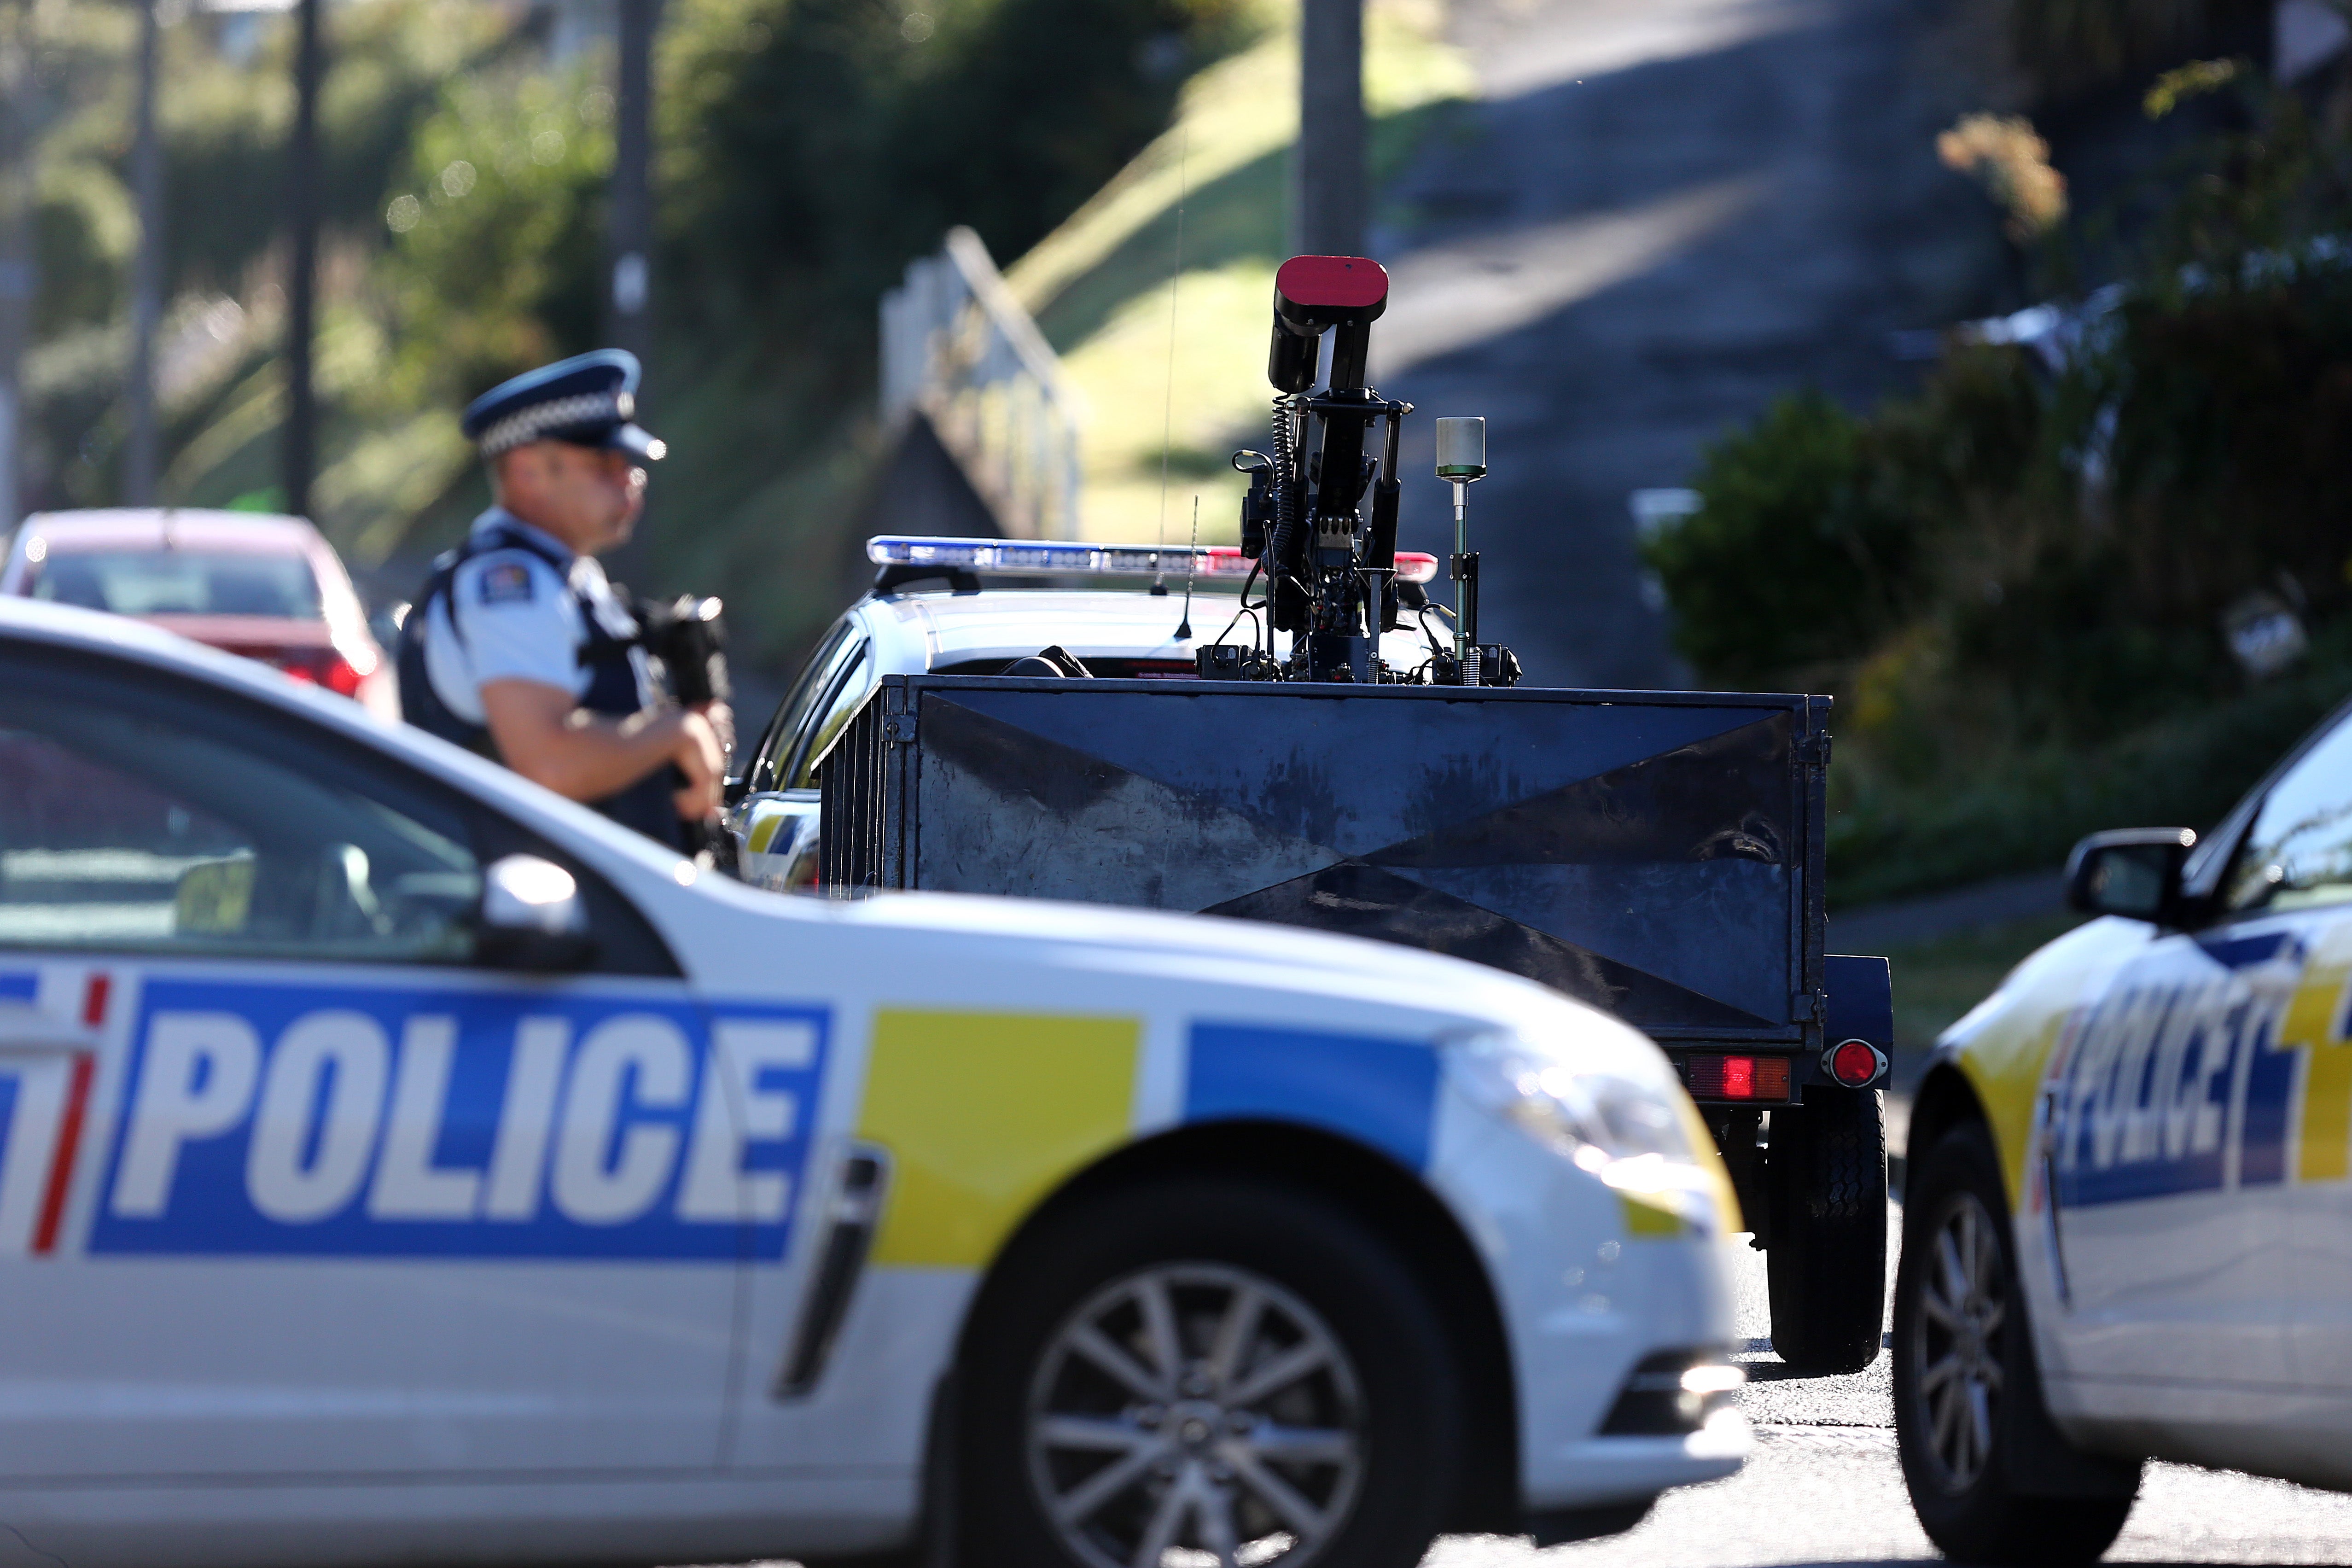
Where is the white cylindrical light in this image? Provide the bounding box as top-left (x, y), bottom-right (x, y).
top-left (1434, 416), bottom-right (1486, 481)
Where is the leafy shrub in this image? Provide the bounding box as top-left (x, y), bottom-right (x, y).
top-left (376, 69), bottom-right (614, 406)
top-left (1641, 393), bottom-right (1905, 687)
top-left (1645, 347), bottom-right (2045, 691)
top-left (2010, 0), bottom-right (2206, 95)
top-left (1828, 618), bottom-right (2352, 905)
top-left (1937, 114), bottom-right (2068, 239)
top-left (34, 161), bottom-right (135, 338)
top-left (1652, 64), bottom-right (2352, 901)
top-left (2101, 274), bottom-right (2352, 605)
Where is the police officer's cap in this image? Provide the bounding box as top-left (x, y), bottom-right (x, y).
top-left (463, 350), bottom-right (667, 465)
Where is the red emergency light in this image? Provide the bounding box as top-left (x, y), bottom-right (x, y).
top-left (1683, 1054), bottom-right (1792, 1102)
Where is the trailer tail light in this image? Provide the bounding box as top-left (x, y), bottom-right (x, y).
top-left (866, 535), bottom-right (1441, 585)
top-left (1683, 1053), bottom-right (1790, 1102)
top-left (1825, 1038), bottom-right (1888, 1089)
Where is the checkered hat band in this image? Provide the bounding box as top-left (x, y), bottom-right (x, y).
top-left (476, 391), bottom-right (629, 456)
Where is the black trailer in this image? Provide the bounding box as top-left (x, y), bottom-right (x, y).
top-left (821, 671), bottom-right (1893, 1371)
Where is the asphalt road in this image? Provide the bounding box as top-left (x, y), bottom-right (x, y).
top-left (1425, 1203), bottom-right (2352, 1566)
top-left (1372, 0), bottom-right (2001, 689)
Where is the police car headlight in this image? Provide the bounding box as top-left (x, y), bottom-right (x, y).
top-left (1444, 1030), bottom-right (1697, 1172)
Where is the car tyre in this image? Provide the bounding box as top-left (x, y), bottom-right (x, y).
top-left (1894, 1120), bottom-right (2137, 1565)
top-left (959, 1175), bottom-right (1461, 1568)
top-left (1765, 1085), bottom-right (1887, 1372)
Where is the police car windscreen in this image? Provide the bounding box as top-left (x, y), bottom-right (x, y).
top-left (29, 550), bottom-right (322, 619)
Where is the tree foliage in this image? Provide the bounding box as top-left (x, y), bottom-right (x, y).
top-left (17, 0), bottom-right (1257, 661)
top-left (375, 70), bottom-right (614, 408)
top-left (1642, 393), bottom-right (1910, 688)
top-left (1646, 350), bottom-right (2045, 694)
top-left (1644, 67), bottom-right (2352, 896)
top-left (659, 0), bottom-right (1252, 323)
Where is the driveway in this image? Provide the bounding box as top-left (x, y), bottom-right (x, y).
top-left (1374, 0), bottom-right (2001, 688)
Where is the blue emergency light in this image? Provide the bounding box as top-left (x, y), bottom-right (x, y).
top-left (865, 536), bottom-right (1439, 584)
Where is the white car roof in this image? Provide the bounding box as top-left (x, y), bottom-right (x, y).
top-left (875, 590), bottom-right (1208, 662)
top-left (4, 508), bottom-right (373, 628)
top-left (857, 588), bottom-right (1440, 673)
top-left (17, 508), bottom-right (323, 552)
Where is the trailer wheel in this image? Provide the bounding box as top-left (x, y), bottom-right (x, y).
top-left (1765, 1086), bottom-right (1886, 1372)
top-left (959, 1177), bottom-right (1460, 1568)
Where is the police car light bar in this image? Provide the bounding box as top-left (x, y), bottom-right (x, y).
top-left (867, 536), bottom-right (1440, 585)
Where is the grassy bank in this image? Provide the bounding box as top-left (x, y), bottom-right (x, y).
top-left (1007, 0), bottom-right (1473, 543)
top-left (1828, 619), bottom-right (2352, 907)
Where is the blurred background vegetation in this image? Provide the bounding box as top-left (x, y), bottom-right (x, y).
top-left (1644, 0), bottom-right (2352, 906)
top-left (9, 0), bottom-right (1262, 674)
top-left (14, 0), bottom-right (2352, 918)
top-left (1002, 0), bottom-right (1467, 540)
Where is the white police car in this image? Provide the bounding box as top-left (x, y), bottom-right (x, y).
top-left (731, 538), bottom-right (1453, 892)
top-left (1898, 701), bottom-right (2352, 1562)
top-left (0, 595), bottom-right (1745, 1568)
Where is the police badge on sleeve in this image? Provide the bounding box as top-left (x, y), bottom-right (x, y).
top-left (478, 560), bottom-right (535, 604)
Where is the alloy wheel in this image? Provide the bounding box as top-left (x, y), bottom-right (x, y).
top-left (1025, 1262), bottom-right (1367, 1568)
top-left (1911, 1189), bottom-right (2008, 1493)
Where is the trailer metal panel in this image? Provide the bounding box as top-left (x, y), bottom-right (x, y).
top-left (825, 676), bottom-right (1829, 1055)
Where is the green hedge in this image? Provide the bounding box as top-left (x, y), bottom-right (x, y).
top-left (1828, 624), bottom-right (2352, 905)
top-left (1647, 70), bottom-right (2352, 905)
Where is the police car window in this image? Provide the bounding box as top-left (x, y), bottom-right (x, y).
top-left (751, 624), bottom-right (859, 792)
top-left (0, 662), bottom-right (479, 960)
top-left (2223, 711), bottom-right (2352, 915)
top-left (787, 641), bottom-right (873, 789)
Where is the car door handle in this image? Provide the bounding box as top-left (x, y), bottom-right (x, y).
top-left (2034, 1087), bottom-right (2074, 1309)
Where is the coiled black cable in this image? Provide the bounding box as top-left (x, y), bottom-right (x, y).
top-left (1268, 396), bottom-right (1298, 580)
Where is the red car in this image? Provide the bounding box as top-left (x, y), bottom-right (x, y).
top-left (0, 509), bottom-right (397, 720)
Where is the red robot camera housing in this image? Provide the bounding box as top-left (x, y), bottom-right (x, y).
top-left (1269, 256), bottom-right (1391, 392)
top-left (1274, 256), bottom-right (1390, 329)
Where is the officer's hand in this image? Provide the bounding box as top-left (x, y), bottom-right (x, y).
top-left (671, 710), bottom-right (726, 822)
top-left (696, 701), bottom-right (735, 759)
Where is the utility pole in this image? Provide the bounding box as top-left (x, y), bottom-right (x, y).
top-left (1293, 0), bottom-right (1365, 257)
top-left (0, 1), bottom-right (30, 534)
top-left (609, 0), bottom-right (654, 362)
top-left (126, 0), bottom-right (163, 506)
top-left (284, 0), bottom-right (321, 520)
top-left (605, 0), bottom-right (657, 579)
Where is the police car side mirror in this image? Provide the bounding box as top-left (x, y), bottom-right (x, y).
top-left (2066, 828), bottom-right (2195, 924)
top-left (475, 854), bottom-right (596, 971)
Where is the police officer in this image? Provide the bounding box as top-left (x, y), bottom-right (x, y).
top-left (397, 350), bottom-right (727, 852)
